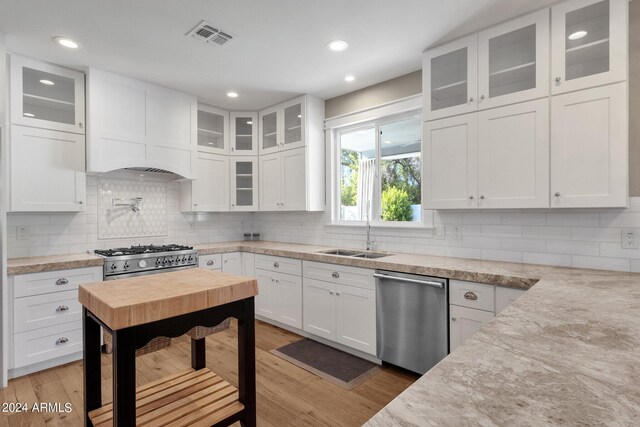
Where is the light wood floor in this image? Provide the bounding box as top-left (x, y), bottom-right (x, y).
top-left (0, 320), bottom-right (417, 426)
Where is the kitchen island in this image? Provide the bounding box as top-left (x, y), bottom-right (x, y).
top-left (78, 268), bottom-right (258, 427)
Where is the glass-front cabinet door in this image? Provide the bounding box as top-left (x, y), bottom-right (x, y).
top-left (230, 112), bottom-right (257, 155)
top-left (231, 157), bottom-right (258, 211)
top-left (197, 105), bottom-right (228, 154)
top-left (260, 108), bottom-right (279, 154)
top-left (551, 0), bottom-right (627, 94)
top-left (282, 97), bottom-right (305, 150)
top-left (478, 9), bottom-right (549, 110)
top-left (423, 34), bottom-right (477, 121)
top-left (10, 55), bottom-right (85, 134)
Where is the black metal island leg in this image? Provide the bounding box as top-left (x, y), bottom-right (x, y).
top-left (112, 328), bottom-right (137, 427)
top-left (238, 298), bottom-right (257, 427)
top-left (83, 307), bottom-right (102, 427)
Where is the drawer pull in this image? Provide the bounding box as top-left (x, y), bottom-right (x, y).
top-left (464, 291), bottom-right (478, 301)
top-left (332, 272), bottom-right (340, 279)
top-left (56, 337), bottom-right (69, 345)
top-left (273, 262), bottom-right (279, 268)
top-left (206, 260), bottom-right (215, 266)
top-left (56, 278), bottom-right (69, 286)
top-left (56, 305), bottom-right (69, 312)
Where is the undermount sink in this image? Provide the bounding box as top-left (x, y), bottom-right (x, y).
top-left (318, 249), bottom-right (391, 259)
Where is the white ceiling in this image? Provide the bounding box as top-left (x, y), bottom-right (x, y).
top-left (0, 0), bottom-right (558, 110)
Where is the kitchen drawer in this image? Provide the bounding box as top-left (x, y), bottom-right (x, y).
top-left (14, 290), bottom-right (81, 333)
top-left (255, 254), bottom-right (301, 276)
top-left (450, 280), bottom-right (495, 312)
top-left (303, 261), bottom-right (375, 290)
top-left (13, 266), bottom-right (102, 298)
top-left (13, 322), bottom-right (83, 368)
top-left (198, 254), bottom-right (222, 270)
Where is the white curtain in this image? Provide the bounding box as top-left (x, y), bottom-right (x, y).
top-left (357, 158), bottom-right (375, 221)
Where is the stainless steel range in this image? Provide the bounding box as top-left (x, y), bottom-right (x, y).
top-left (95, 244), bottom-right (199, 280)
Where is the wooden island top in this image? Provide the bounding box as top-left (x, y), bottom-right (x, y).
top-left (78, 268), bottom-right (258, 330)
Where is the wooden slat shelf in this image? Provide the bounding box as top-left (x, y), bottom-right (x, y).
top-left (89, 368), bottom-right (244, 427)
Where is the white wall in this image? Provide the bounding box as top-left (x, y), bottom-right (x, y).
top-left (253, 201), bottom-right (640, 273)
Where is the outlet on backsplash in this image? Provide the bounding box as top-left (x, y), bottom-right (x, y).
top-left (621, 229), bottom-right (639, 249)
top-left (16, 227), bottom-right (28, 240)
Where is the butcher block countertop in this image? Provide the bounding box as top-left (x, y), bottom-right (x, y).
top-left (78, 268), bottom-right (258, 330)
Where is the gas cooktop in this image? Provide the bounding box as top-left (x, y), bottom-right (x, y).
top-left (95, 244), bottom-right (193, 257)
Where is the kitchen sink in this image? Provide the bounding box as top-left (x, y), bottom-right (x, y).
top-left (317, 249), bottom-right (391, 259)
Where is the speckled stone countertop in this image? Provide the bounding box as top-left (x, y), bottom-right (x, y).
top-left (8, 241), bottom-right (640, 423)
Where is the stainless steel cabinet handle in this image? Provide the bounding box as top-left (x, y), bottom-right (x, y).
top-left (464, 291), bottom-right (478, 301)
top-left (206, 260), bottom-right (214, 266)
top-left (469, 195), bottom-right (474, 200)
top-left (555, 192), bottom-right (561, 197)
top-left (78, 201), bottom-right (83, 204)
top-left (193, 203), bottom-right (198, 207)
top-left (469, 97), bottom-right (474, 102)
top-left (335, 292), bottom-right (340, 296)
top-left (329, 291), bottom-right (334, 295)
top-left (273, 262), bottom-right (279, 268)
top-left (480, 95), bottom-right (485, 100)
top-left (451, 317), bottom-right (457, 321)
top-left (79, 122), bottom-right (83, 129)
top-left (56, 305), bottom-right (69, 312)
top-left (480, 195), bottom-right (485, 200)
top-left (56, 337), bottom-right (69, 345)
top-left (332, 272), bottom-right (340, 278)
top-left (555, 76), bottom-right (562, 83)
top-left (56, 278), bottom-right (69, 286)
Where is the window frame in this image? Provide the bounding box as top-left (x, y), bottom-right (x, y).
top-left (329, 109), bottom-right (429, 228)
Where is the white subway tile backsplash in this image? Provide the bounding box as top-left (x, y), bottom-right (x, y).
top-left (599, 212), bottom-right (640, 228)
top-left (546, 212), bottom-right (600, 227)
top-left (462, 212), bottom-right (501, 225)
top-left (500, 238), bottom-right (546, 253)
top-left (481, 225), bottom-right (522, 238)
top-left (463, 236), bottom-right (501, 249)
top-left (481, 249), bottom-right (522, 263)
top-left (523, 252), bottom-right (572, 267)
top-left (547, 240), bottom-right (600, 256)
top-left (572, 227), bottom-right (621, 243)
top-left (571, 255), bottom-right (630, 272)
top-left (500, 212), bottom-right (546, 226)
top-left (523, 226), bottom-right (572, 240)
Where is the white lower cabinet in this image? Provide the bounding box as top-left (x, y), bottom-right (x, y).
top-left (255, 268), bottom-right (302, 329)
top-left (10, 266), bottom-right (102, 376)
top-left (222, 252), bottom-right (242, 275)
top-left (449, 305), bottom-right (495, 352)
top-left (495, 286), bottom-right (526, 315)
top-left (302, 262), bottom-right (376, 355)
top-left (241, 253), bottom-right (255, 276)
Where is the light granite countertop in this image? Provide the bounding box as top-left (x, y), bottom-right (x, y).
top-left (7, 241), bottom-right (640, 424)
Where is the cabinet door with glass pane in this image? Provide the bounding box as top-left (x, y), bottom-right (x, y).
top-left (231, 156), bottom-right (258, 211)
top-left (478, 9), bottom-right (549, 110)
top-left (259, 105), bottom-right (279, 155)
top-left (423, 34), bottom-right (478, 121)
top-left (10, 55), bottom-right (85, 134)
top-left (551, 0), bottom-right (627, 94)
top-left (230, 112), bottom-right (257, 155)
top-left (197, 104), bottom-right (228, 154)
top-left (282, 96), bottom-right (306, 151)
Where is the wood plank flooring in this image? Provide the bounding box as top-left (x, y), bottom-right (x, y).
top-left (0, 320), bottom-right (417, 426)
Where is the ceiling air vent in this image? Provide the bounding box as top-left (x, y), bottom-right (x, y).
top-left (187, 20), bottom-right (234, 47)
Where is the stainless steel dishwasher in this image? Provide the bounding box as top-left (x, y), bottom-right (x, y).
top-left (375, 270), bottom-right (448, 374)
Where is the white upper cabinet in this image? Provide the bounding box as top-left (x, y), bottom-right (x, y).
top-left (10, 126), bottom-right (86, 212)
top-left (423, 113), bottom-right (478, 209)
top-left (197, 104), bottom-right (228, 155)
top-left (231, 157), bottom-right (259, 211)
top-left (477, 99), bottom-right (549, 208)
top-left (423, 35), bottom-right (478, 121)
top-left (551, 82), bottom-right (627, 208)
top-left (230, 112), bottom-right (258, 155)
top-left (10, 55), bottom-right (85, 135)
top-left (259, 147), bottom-right (313, 211)
top-left (179, 152), bottom-right (229, 212)
top-left (478, 9), bottom-right (550, 109)
top-left (259, 95), bottom-right (322, 155)
top-left (551, 0), bottom-right (627, 94)
top-left (87, 68), bottom-right (197, 179)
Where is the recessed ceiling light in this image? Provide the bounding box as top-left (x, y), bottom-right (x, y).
top-left (568, 30), bottom-right (587, 41)
top-left (384, 140), bottom-right (392, 144)
top-left (344, 75), bottom-right (355, 82)
top-left (246, 121), bottom-right (253, 125)
top-left (53, 36), bottom-right (80, 49)
top-left (227, 91), bottom-right (238, 98)
top-left (39, 79), bottom-right (55, 85)
top-left (23, 112), bottom-right (35, 117)
top-left (326, 39), bottom-right (349, 52)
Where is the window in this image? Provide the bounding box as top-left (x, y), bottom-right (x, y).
top-left (335, 112), bottom-right (422, 225)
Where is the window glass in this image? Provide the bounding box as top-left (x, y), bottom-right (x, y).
top-left (339, 127), bottom-right (375, 221)
top-left (379, 118), bottom-right (422, 222)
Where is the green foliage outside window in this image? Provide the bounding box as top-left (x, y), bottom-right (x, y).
top-left (381, 187), bottom-right (413, 222)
